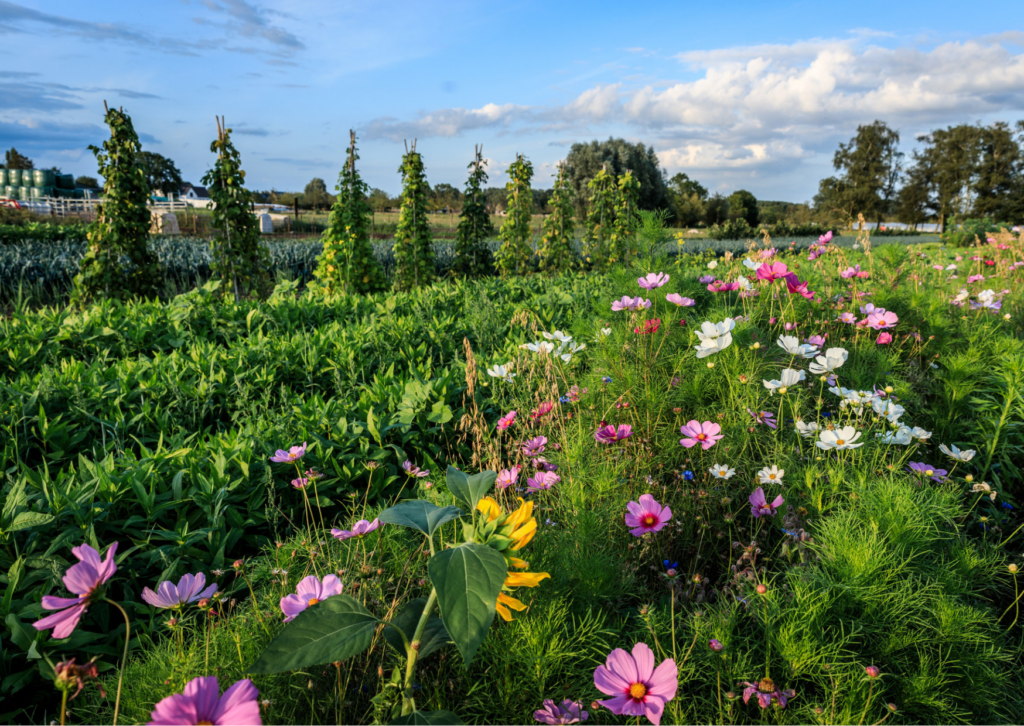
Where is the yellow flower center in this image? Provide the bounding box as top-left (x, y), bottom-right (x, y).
top-left (925, 470), bottom-right (933, 476)
top-left (768, 474), bottom-right (776, 480)
top-left (697, 433), bottom-right (706, 440)
top-left (629, 682), bottom-right (647, 700)
top-left (778, 386), bottom-right (788, 394)
top-left (642, 515), bottom-right (657, 527)
top-left (836, 439), bottom-right (845, 446)
top-left (198, 721), bottom-right (215, 726)
top-left (758, 677), bottom-right (776, 694)
top-left (307, 598), bottom-right (320, 607)
top-left (720, 470), bottom-right (727, 476)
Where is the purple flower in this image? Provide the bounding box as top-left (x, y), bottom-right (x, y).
top-left (747, 409), bottom-right (778, 429)
top-left (740, 677), bottom-right (795, 709)
top-left (678, 420), bottom-right (722, 450)
top-left (534, 699), bottom-right (589, 724)
top-left (907, 462), bottom-right (947, 482)
top-left (280, 575), bottom-right (344, 622)
top-left (698, 274), bottom-right (716, 284)
top-left (331, 519), bottom-right (382, 541)
top-left (594, 424), bottom-right (633, 444)
top-left (34, 542), bottom-right (118, 639)
top-left (526, 471), bottom-right (560, 494)
top-left (142, 573), bottom-right (217, 610)
top-left (402, 460), bottom-right (430, 477)
top-left (624, 494), bottom-right (672, 536)
top-left (612, 296), bottom-right (653, 312)
top-left (749, 487), bottom-right (783, 518)
top-left (148, 676), bottom-right (261, 725)
top-left (593, 642), bottom-right (677, 725)
top-left (270, 442), bottom-right (307, 463)
top-left (665, 293), bottom-right (695, 307)
top-left (523, 436), bottom-right (548, 457)
top-left (638, 272), bottom-right (670, 290)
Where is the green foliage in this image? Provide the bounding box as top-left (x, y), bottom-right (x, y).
top-left (943, 217), bottom-right (1012, 247)
top-left (382, 597), bottom-right (452, 661)
top-left (832, 120), bottom-right (903, 225)
top-left (727, 188), bottom-right (759, 227)
top-left (611, 170), bottom-right (640, 262)
top-left (537, 163), bottom-right (575, 272)
top-left (378, 500), bottom-right (463, 538)
top-left (312, 131), bottom-right (387, 295)
top-left (495, 154), bottom-right (534, 277)
top-left (303, 177), bottom-right (332, 209)
top-left (581, 166), bottom-right (616, 271)
top-left (202, 119), bottom-right (271, 301)
top-left (564, 137), bottom-right (669, 216)
top-left (72, 106), bottom-right (161, 304)
top-left (453, 145), bottom-right (494, 277)
top-left (393, 146), bottom-right (435, 290)
top-left (138, 150), bottom-right (183, 196)
top-left (4, 147), bottom-right (33, 170)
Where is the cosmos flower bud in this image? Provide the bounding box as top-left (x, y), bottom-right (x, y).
top-left (756, 584), bottom-right (768, 595)
top-left (709, 639), bottom-right (724, 652)
top-left (1009, 564), bottom-right (1018, 574)
top-left (866, 666), bottom-right (880, 679)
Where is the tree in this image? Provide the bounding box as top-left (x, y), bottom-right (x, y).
top-left (303, 177), bottom-right (331, 210)
top-left (832, 121), bottom-right (903, 227)
top-left (72, 105), bottom-right (160, 304)
top-left (202, 116), bottom-right (271, 301)
top-left (973, 121), bottom-right (1021, 220)
top-left (727, 189), bottom-right (758, 228)
top-left (704, 193), bottom-right (729, 226)
top-left (537, 162), bottom-right (575, 272)
top-left (138, 151), bottom-right (183, 196)
top-left (368, 188), bottom-right (393, 213)
top-left (312, 131), bottom-right (387, 296)
top-left (582, 166), bottom-right (617, 271)
top-left (454, 145), bottom-right (495, 277)
top-left (667, 172), bottom-right (708, 227)
top-left (393, 141), bottom-right (435, 290)
top-left (910, 125), bottom-right (983, 233)
top-left (75, 176), bottom-right (100, 189)
top-left (430, 183), bottom-right (462, 213)
top-left (4, 148), bottom-right (33, 170)
top-left (564, 137), bottom-right (668, 216)
top-left (495, 153), bottom-right (534, 277)
top-left (895, 167), bottom-right (930, 229)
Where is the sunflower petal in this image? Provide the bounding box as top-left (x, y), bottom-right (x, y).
top-left (476, 497), bottom-right (502, 522)
top-left (504, 571), bottom-right (551, 588)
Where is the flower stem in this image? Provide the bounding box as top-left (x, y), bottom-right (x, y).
top-left (104, 599), bottom-right (131, 726)
top-left (401, 588), bottom-right (438, 715)
top-left (858, 682), bottom-right (875, 726)
top-left (60, 689), bottom-right (68, 726)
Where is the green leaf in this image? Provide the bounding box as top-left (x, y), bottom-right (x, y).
top-left (428, 543), bottom-right (506, 666)
top-left (382, 597), bottom-right (452, 661)
top-left (366, 408), bottom-right (382, 446)
top-left (445, 467), bottom-right (495, 510)
top-left (378, 500), bottom-right (463, 538)
top-left (10, 512), bottom-right (55, 532)
top-left (389, 711), bottom-right (463, 725)
top-left (248, 595), bottom-right (379, 674)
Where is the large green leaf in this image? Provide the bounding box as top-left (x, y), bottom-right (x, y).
top-left (445, 466), bottom-right (496, 510)
top-left (428, 543), bottom-right (506, 666)
top-left (9, 512), bottom-right (54, 531)
top-left (382, 597), bottom-right (452, 661)
top-left (248, 595), bottom-right (378, 674)
top-left (378, 500), bottom-right (463, 538)
top-left (390, 711), bottom-right (463, 725)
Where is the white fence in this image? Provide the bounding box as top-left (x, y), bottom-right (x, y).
top-left (10, 196), bottom-right (191, 218)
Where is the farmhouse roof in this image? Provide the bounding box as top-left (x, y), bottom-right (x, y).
top-left (181, 183), bottom-right (211, 199)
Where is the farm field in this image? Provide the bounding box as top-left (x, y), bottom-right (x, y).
top-left (3, 233), bottom-right (1024, 725)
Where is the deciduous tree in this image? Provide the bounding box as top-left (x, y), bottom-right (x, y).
top-left (565, 138), bottom-right (668, 217)
top-left (138, 151), bottom-right (183, 196)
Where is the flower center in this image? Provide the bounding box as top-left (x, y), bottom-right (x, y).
top-left (836, 439), bottom-right (845, 446)
top-left (307, 598), bottom-right (320, 607)
top-left (720, 470), bottom-right (727, 476)
top-left (758, 677), bottom-right (776, 694)
top-left (198, 722), bottom-right (215, 726)
top-left (697, 434), bottom-right (706, 440)
top-left (925, 469), bottom-right (933, 476)
top-left (642, 515), bottom-right (657, 527)
top-left (629, 682), bottom-right (647, 700)
top-left (768, 474), bottom-right (776, 480)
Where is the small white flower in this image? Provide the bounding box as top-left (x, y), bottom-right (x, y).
top-left (559, 342), bottom-right (586, 362)
top-left (877, 426), bottom-right (912, 445)
top-left (939, 443), bottom-right (975, 462)
top-left (598, 327), bottom-right (612, 338)
top-left (743, 258), bottom-right (760, 271)
top-left (816, 426), bottom-right (863, 450)
top-left (696, 318), bottom-right (736, 342)
top-left (795, 420), bottom-right (820, 439)
top-left (757, 465), bottom-right (785, 484)
top-left (909, 426), bottom-right (932, 441)
top-left (520, 341), bottom-right (555, 354)
top-left (709, 464), bottom-right (736, 479)
top-left (763, 368), bottom-right (806, 395)
top-left (777, 335), bottom-right (817, 359)
top-left (542, 330), bottom-right (573, 343)
top-left (945, 264), bottom-right (957, 271)
top-left (735, 275), bottom-right (752, 291)
top-left (972, 482), bottom-right (997, 501)
top-left (809, 347), bottom-right (848, 374)
top-left (707, 260), bottom-right (718, 270)
top-left (871, 398), bottom-right (905, 423)
top-left (695, 332), bottom-right (733, 358)
top-left (486, 364), bottom-right (515, 382)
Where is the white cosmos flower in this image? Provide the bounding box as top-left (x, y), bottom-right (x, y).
top-left (777, 335), bottom-right (818, 358)
top-left (871, 398), bottom-right (905, 423)
top-left (757, 465), bottom-right (785, 484)
top-left (763, 368), bottom-right (806, 395)
top-left (809, 348), bottom-right (848, 375)
top-left (742, 258), bottom-right (760, 271)
top-left (707, 260), bottom-right (718, 270)
top-left (977, 289), bottom-right (996, 305)
top-left (877, 426), bottom-right (912, 445)
top-left (972, 482), bottom-right (997, 501)
top-left (543, 330), bottom-right (573, 343)
top-left (559, 342), bottom-right (586, 362)
top-left (939, 443), bottom-right (975, 462)
top-left (709, 464), bottom-right (736, 479)
top-left (696, 318), bottom-right (736, 342)
top-left (598, 327), bottom-right (612, 338)
top-left (945, 264), bottom-right (957, 271)
top-left (486, 364), bottom-right (515, 382)
top-left (795, 420), bottom-right (820, 439)
top-left (953, 289), bottom-right (970, 304)
top-left (736, 275), bottom-right (752, 291)
top-left (520, 341), bottom-right (555, 354)
top-left (816, 426), bottom-right (864, 450)
top-left (909, 426), bottom-right (932, 441)
top-left (695, 332), bottom-right (733, 358)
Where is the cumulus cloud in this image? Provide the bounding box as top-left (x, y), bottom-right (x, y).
top-left (362, 103), bottom-right (530, 141)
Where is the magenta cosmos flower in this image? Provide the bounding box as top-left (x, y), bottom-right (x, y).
top-left (34, 542), bottom-right (118, 639)
top-left (594, 642), bottom-right (677, 726)
top-left (402, 460), bottom-right (430, 477)
top-left (148, 676), bottom-right (261, 725)
top-left (143, 573), bottom-right (217, 610)
top-left (280, 574), bottom-right (344, 622)
top-left (876, 331), bottom-right (893, 345)
top-left (624, 494), bottom-right (672, 536)
top-left (612, 296), bottom-right (652, 311)
top-left (749, 487), bottom-right (784, 518)
top-left (523, 436), bottom-right (548, 457)
top-left (526, 471), bottom-right (560, 494)
top-left (270, 442), bottom-right (307, 463)
top-left (331, 519), bottom-right (381, 541)
top-left (740, 677), bottom-right (795, 709)
top-left (665, 293), bottom-right (695, 307)
top-left (638, 272), bottom-right (670, 290)
top-left (497, 410), bottom-right (517, 431)
top-left (756, 262), bottom-right (789, 282)
top-left (678, 420), bottom-right (722, 450)
top-left (783, 273), bottom-right (815, 300)
top-left (534, 699), bottom-right (589, 724)
top-left (595, 424), bottom-right (633, 444)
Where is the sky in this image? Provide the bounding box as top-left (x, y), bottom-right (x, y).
top-left (2, 0), bottom-right (1023, 203)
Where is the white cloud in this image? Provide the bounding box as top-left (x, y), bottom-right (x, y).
top-left (362, 102), bottom-right (529, 141)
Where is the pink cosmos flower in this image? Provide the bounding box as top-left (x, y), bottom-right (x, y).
top-left (708, 280), bottom-right (740, 292)
top-left (967, 274), bottom-right (985, 283)
top-left (749, 487), bottom-right (783, 518)
top-left (143, 573), bottom-right (217, 610)
top-left (678, 420), bottom-right (722, 450)
top-left (624, 494), bottom-right (672, 536)
top-left (747, 409), bottom-right (778, 429)
top-left (523, 436), bottom-right (548, 457)
top-left (331, 519), bottom-right (381, 541)
top-left (638, 272), bottom-right (670, 290)
top-left (291, 477), bottom-right (309, 489)
top-left (496, 466), bottom-right (521, 489)
top-left (594, 424), bottom-right (633, 444)
top-left (698, 274), bottom-right (715, 284)
top-left (526, 471), bottom-right (560, 494)
top-left (280, 575), bottom-right (344, 622)
top-left (593, 642), bottom-right (677, 726)
top-left (866, 309), bottom-right (898, 330)
top-left (819, 230), bottom-right (833, 244)
top-left (876, 331), bottom-right (893, 345)
top-left (148, 676), bottom-right (261, 725)
top-left (805, 334), bottom-right (826, 347)
top-left (783, 273), bottom-right (815, 300)
top-left (665, 293), bottom-right (695, 307)
top-left (756, 262), bottom-right (789, 282)
top-left (534, 699), bottom-right (589, 724)
top-left (402, 461), bottom-right (430, 477)
top-left (497, 410), bottom-right (517, 431)
top-left (740, 678), bottom-right (795, 710)
top-left (838, 312), bottom-right (857, 324)
top-left (270, 442), bottom-right (307, 463)
top-left (531, 401), bottom-right (555, 420)
top-left (612, 296), bottom-right (652, 312)
top-left (34, 542), bottom-right (118, 639)
top-left (634, 319), bottom-right (661, 335)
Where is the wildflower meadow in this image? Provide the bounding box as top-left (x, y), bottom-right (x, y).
top-left (4, 227), bottom-right (1024, 726)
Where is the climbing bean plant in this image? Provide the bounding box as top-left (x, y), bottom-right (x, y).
top-left (393, 144), bottom-right (435, 291)
top-left (582, 166), bottom-right (616, 272)
top-left (611, 170), bottom-right (641, 264)
top-left (495, 154), bottom-right (534, 277)
top-left (453, 145), bottom-right (495, 277)
top-left (538, 162), bottom-right (576, 273)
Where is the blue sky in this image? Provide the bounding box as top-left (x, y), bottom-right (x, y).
top-left (2, 0), bottom-right (1023, 202)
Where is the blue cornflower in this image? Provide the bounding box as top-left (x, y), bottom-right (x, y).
top-left (821, 411), bottom-right (833, 418)
top-left (602, 376), bottom-right (612, 384)
top-left (559, 395), bottom-right (570, 403)
top-left (663, 559), bottom-right (679, 570)
top-left (782, 528), bottom-right (798, 537)
top-left (682, 470), bottom-right (694, 481)
top-left (1003, 502), bottom-right (1015, 510)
